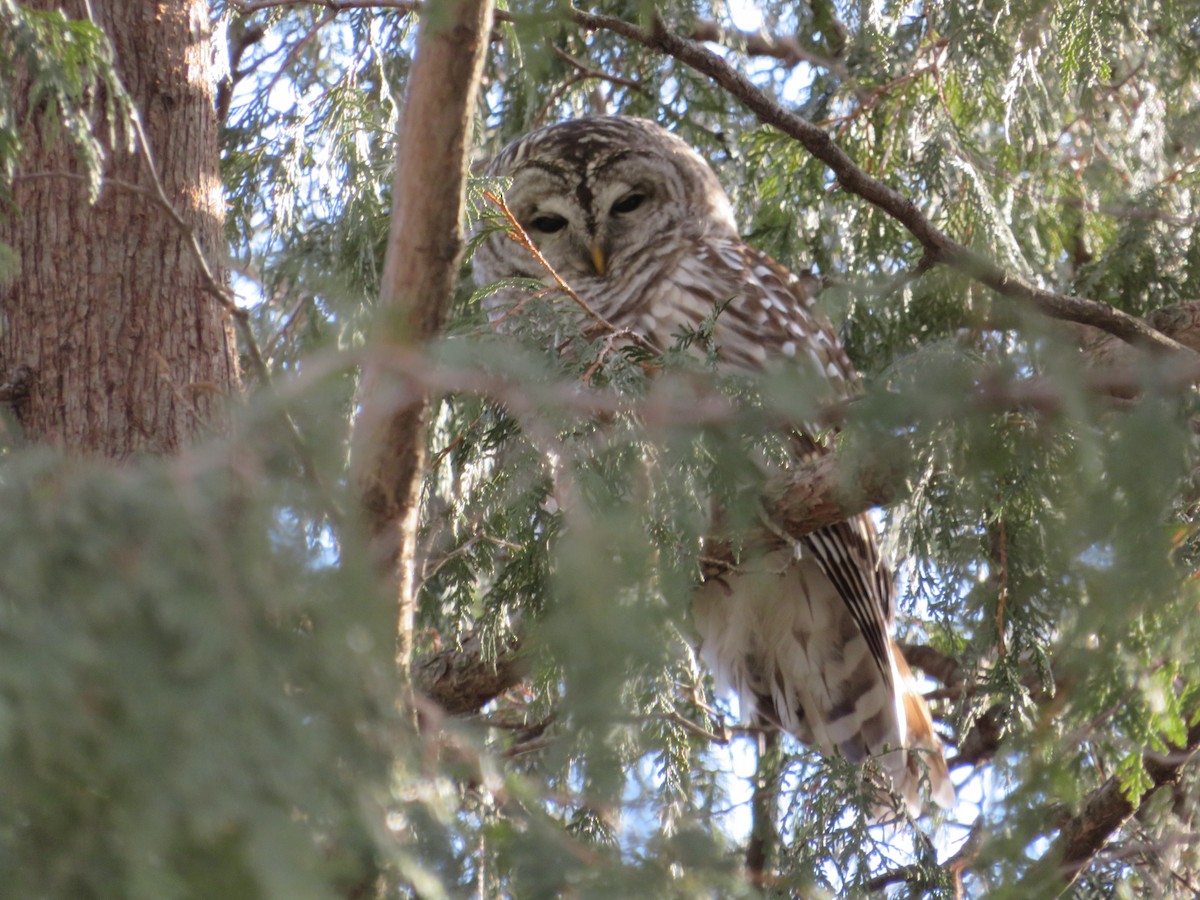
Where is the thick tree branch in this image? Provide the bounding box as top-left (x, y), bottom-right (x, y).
top-left (352, 0), bottom-right (493, 667)
top-left (564, 8), bottom-right (1188, 354)
top-left (411, 630), bottom-right (524, 716)
top-left (897, 642), bottom-right (966, 692)
top-left (1023, 718), bottom-right (1200, 890)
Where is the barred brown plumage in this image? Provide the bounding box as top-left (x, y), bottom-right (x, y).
top-left (474, 116), bottom-right (954, 815)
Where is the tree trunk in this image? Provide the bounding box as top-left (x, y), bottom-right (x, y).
top-left (0, 0), bottom-right (239, 457)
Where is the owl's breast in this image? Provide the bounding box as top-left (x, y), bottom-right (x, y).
top-left (588, 236), bottom-right (731, 350)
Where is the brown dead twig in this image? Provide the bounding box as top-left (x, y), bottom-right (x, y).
top-left (528, 46), bottom-right (651, 125)
top-left (482, 190), bottom-right (618, 331)
top-left (481, 190), bottom-right (659, 367)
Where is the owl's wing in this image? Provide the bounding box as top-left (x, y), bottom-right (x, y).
top-left (673, 237), bottom-right (954, 812)
top-left (668, 238), bottom-right (897, 627)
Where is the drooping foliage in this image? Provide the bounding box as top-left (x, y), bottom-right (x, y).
top-left (2, 0), bottom-right (1200, 896)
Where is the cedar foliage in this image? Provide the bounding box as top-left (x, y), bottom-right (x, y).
top-left (2, 0), bottom-right (1200, 896)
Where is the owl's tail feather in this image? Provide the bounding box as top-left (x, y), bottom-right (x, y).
top-left (693, 558), bottom-right (954, 817)
top-left (892, 645), bottom-right (956, 814)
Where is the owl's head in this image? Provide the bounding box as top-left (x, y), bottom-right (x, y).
top-left (474, 117), bottom-right (738, 289)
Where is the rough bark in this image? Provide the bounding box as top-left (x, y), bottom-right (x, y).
top-left (0, 0), bottom-right (240, 457)
top-left (352, 0), bottom-right (493, 668)
top-left (411, 630), bottom-right (524, 716)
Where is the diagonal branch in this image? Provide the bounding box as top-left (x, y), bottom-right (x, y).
top-left (225, 2), bottom-right (1191, 356)
top-left (1023, 718), bottom-right (1200, 890)
top-left (564, 7), bottom-right (1188, 355)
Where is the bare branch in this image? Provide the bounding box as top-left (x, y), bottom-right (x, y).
top-left (550, 45), bottom-right (649, 96)
top-left (863, 863), bottom-right (929, 892)
top-left (897, 642), bottom-right (966, 692)
top-left (351, 0), bottom-right (494, 668)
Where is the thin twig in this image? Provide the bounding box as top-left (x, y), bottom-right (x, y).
top-left (482, 190), bottom-right (618, 332)
top-left (689, 19), bottom-right (845, 77)
top-left (261, 290), bottom-right (311, 362)
top-left (646, 710), bottom-right (731, 745)
top-left (530, 48), bottom-right (650, 127)
top-left (482, 191), bottom-right (660, 358)
top-left (551, 45), bottom-right (648, 95)
top-left (262, 9), bottom-right (338, 100)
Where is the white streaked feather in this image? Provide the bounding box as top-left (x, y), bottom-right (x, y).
top-left (693, 548), bottom-right (906, 761)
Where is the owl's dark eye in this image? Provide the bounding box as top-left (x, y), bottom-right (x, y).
top-left (529, 214), bottom-right (568, 233)
top-left (611, 192), bottom-right (645, 215)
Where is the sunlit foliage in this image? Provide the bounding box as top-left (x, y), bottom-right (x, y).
top-left (2, 0), bottom-right (1199, 895)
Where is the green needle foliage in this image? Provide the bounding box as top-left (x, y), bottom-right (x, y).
top-left (3, 0), bottom-right (1200, 896)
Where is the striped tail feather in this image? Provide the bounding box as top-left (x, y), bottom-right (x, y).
top-left (693, 548), bottom-right (955, 816)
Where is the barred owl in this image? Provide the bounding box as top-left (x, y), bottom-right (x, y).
top-left (474, 116), bottom-right (954, 813)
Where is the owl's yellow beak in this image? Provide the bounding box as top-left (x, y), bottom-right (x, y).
top-left (590, 243), bottom-right (607, 277)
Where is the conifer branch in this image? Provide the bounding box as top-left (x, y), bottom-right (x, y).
top-left (1025, 717), bottom-right (1200, 889)
top-left (565, 7), bottom-right (1190, 355)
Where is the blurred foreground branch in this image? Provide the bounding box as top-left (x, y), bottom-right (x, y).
top-left (398, 321), bottom-right (1200, 715)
